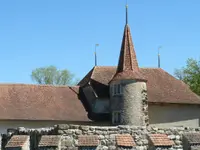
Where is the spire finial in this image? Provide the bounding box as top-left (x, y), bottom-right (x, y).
top-left (126, 3), bottom-right (128, 24)
top-left (126, 0), bottom-right (128, 24)
top-left (110, 0), bottom-right (146, 82)
top-left (94, 44), bottom-right (99, 66)
top-left (158, 46), bottom-right (162, 68)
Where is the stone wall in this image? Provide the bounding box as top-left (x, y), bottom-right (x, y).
top-left (0, 120), bottom-right (70, 134)
top-left (57, 125), bottom-right (183, 150)
top-left (3, 124), bottom-right (200, 150)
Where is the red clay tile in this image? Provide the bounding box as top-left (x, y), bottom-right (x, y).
top-left (5, 135), bottom-right (29, 148)
top-left (183, 133), bottom-right (200, 144)
top-left (0, 84), bottom-right (89, 121)
top-left (149, 134), bottom-right (174, 146)
top-left (79, 66), bottom-right (200, 104)
top-left (111, 25), bottom-right (146, 82)
top-left (116, 134), bottom-right (136, 147)
top-left (38, 135), bottom-right (61, 147)
top-left (78, 135), bottom-right (99, 146)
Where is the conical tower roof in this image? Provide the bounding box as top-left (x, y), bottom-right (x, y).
top-left (111, 6), bottom-right (146, 82)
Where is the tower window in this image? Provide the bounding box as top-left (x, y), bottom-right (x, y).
top-left (112, 84), bottom-right (122, 96)
top-left (112, 111), bottom-right (121, 124)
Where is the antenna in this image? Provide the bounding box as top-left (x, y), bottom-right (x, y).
top-left (158, 46), bottom-right (162, 68)
top-left (95, 44), bottom-right (99, 66)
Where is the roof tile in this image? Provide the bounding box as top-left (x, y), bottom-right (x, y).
top-left (183, 133), bottom-right (200, 144)
top-left (116, 134), bottom-right (136, 147)
top-left (111, 25), bottom-right (146, 81)
top-left (78, 135), bottom-right (99, 146)
top-left (5, 135), bottom-right (29, 148)
top-left (149, 134), bottom-right (174, 146)
top-left (38, 135), bottom-right (61, 147)
top-left (78, 66), bottom-right (200, 104)
top-left (0, 84), bottom-right (89, 121)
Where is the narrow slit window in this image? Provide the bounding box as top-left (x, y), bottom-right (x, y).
top-left (112, 111), bottom-right (121, 124)
top-left (113, 84), bottom-right (122, 96)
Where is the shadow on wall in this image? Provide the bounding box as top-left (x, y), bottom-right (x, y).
top-left (90, 79), bottom-right (110, 98)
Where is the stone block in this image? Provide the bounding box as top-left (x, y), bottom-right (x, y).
top-left (69, 125), bottom-right (80, 129)
top-left (75, 129), bottom-right (82, 135)
top-left (58, 124), bottom-right (70, 130)
top-left (80, 126), bottom-right (89, 131)
top-left (62, 139), bottom-right (73, 147)
top-left (58, 130), bottom-right (64, 135)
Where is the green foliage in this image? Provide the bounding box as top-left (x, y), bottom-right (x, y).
top-left (31, 66), bottom-right (79, 85)
top-left (174, 58), bottom-right (200, 96)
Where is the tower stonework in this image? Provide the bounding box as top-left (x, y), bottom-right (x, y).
top-left (110, 80), bottom-right (148, 126)
top-left (109, 6), bottom-right (148, 126)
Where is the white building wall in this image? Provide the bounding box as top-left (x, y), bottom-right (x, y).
top-left (149, 104), bottom-right (200, 127)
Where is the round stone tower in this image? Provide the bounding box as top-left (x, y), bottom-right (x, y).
top-left (109, 5), bottom-right (148, 126)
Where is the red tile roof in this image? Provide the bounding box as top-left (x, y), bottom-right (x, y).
top-left (78, 66), bottom-right (200, 104)
top-left (112, 70), bottom-right (146, 82)
top-left (116, 134), bottom-right (136, 147)
top-left (78, 135), bottom-right (99, 146)
top-left (5, 135), bottom-right (29, 148)
top-left (38, 135), bottom-right (61, 147)
top-left (183, 133), bottom-right (200, 144)
top-left (149, 134), bottom-right (174, 146)
top-left (111, 25), bottom-right (146, 82)
top-left (0, 84), bottom-right (90, 121)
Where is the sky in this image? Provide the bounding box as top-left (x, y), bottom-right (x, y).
top-left (0, 0), bottom-right (200, 84)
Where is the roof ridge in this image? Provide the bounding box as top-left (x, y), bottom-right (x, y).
top-left (94, 66), bottom-right (115, 68)
top-left (140, 67), bottom-right (162, 69)
top-left (69, 86), bottom-right (80, 94)
top-left (77, 67), bottom-right (95, 86)
top-left (89, 66), bottom-right (167, 71)
top-left (91, 66), bottom-right (99, 79)
top-left (0, 83), bottom-right (70, 88)
top-left (92, 66), bottom-right (164, 70)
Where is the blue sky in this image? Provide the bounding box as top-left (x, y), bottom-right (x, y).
top-left (0, 0), bottom-right (200, 84)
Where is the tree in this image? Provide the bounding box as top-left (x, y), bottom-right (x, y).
top-left (31, 66), bottom-right (79, 85)
top-left (174, 58), bottom-right (200, 96)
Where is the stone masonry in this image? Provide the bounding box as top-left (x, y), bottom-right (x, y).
top-left (121, 81), bottom-right (147, 126)
top-left (3, 124), bottom-right (200, 150)
top-left (110, 80), bottom-right (148, 126)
